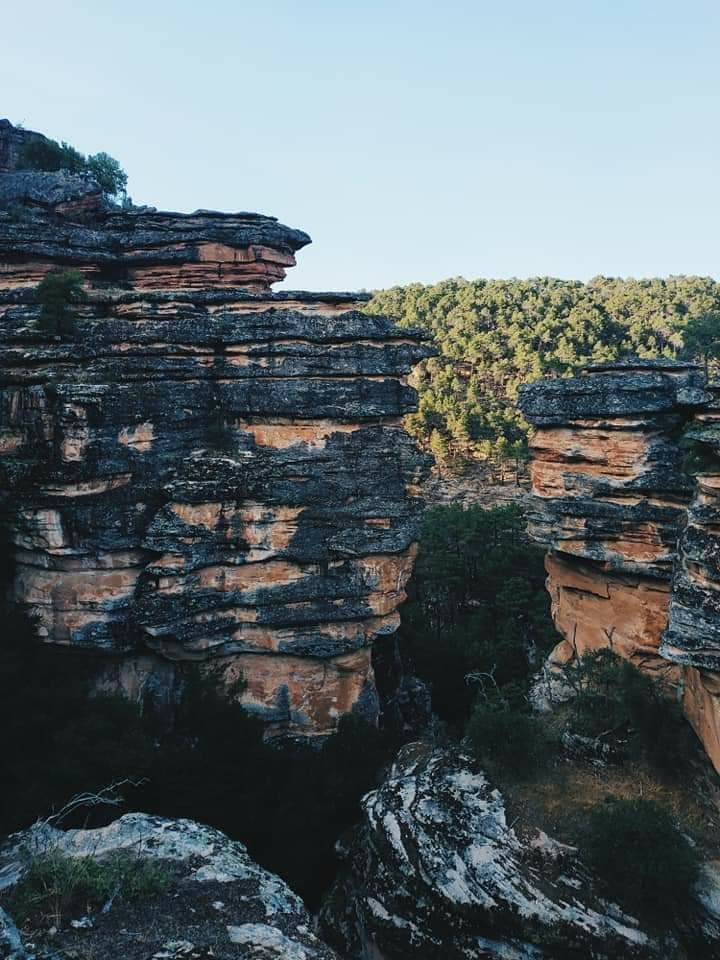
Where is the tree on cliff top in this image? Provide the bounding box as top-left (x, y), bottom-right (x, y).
top-left (682, 310), bottom-right (720, 375)
top-left (86, 151), bottom-right (128, 197)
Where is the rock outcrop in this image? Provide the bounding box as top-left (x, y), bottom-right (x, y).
top-left (0, 812), bottom-right (342, 959)
top-left (319, 743), bottom-right (663, 959)
top-left (0, 119), bottom-right (48, 174)
top-left (519, 360), bottom-right (720, 771)
top-left (0, 120), bottom-right (431, 736)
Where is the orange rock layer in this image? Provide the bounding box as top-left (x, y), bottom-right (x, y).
top-left (0, 133), bottom-right (432, 736)
top-left (520, 361), bottom-right (720, 771)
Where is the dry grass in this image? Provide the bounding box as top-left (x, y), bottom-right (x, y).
top-left (497, 717), bottom-right (720, 859)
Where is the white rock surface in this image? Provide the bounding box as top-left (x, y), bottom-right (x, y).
top-left (0, 813), bottom-right (340, 959)
top-left (319, 743), bottom-right (661, 959)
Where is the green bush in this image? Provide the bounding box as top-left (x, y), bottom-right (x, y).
top-left (562, 648), bottom-right (632, 738)
top-left (19, 139), bottom-right (85, 174)
top-left (86, 152), bottom-right (128, 197)
top-left (562, 648), bottom-right (694, 776)
top-left (12, 848), bottom-right (172, 926)
top-left (19, 137), bottom-right (127, 198)
top-left (465, 694), bottom-right (546, 776)
top-left (36, 270), bottom-right (84, 338)
top-left (399, 504), bottom-right (555, 731)
top-left (582, 798), bottom-right (699, 918)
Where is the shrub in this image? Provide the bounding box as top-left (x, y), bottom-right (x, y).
top-left (561, 648), bottom-right (695, 776)
top-left (400, 504), bottom-right (555, 731)
top-left (18, 137), bottom-right (127, 198)
top-left (12, 848), bottom-right (172, 926)
top-left (19, 139), bottom-right (85, 174)
top-left (465, 693), bottom-right (546, 776)
top-left (36, 270), bottom-right (84, 338)
top-left (582, 798), bottom-right (699, 918)
top-left (561, 648), bottom-right (631, 738)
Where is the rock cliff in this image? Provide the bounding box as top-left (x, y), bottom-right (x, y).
top-left (0, 119), bottom-right (48, 174)
top-left (0, 120), bottom-right (431, 737)
top-left (519, 360), bottom-right (720, 771)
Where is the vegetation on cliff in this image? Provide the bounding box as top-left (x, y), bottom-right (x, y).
top-left (0, 505), bottom-right (553, 909)
top-left (584, 798), bottom-right (699, 920)
top-left (399, 503), bottom-right (555, 730)
top-left (1, 504), bottom-right (715, 931)
top-left (35, 269), bottom-right (84, 338)
top-left (398, 505), bottom-right (718, 935)
top-left (0, 615), bottom-right (395, 908)
top-left (369, 277), bottom-right (720, 464)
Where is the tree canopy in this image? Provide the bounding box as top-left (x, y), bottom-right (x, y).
top-left (19, 137), bottom-right (128, 198)
top-left (369, 276), bottom-right (720, 464)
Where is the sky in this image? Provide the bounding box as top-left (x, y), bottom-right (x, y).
top-left (2, 0), bottom-right (719, 291)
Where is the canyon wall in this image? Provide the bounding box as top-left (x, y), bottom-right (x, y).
top-left (519, 360), bottom-right (720, 770)
top-left (0, 121), bottom-right (431, 736)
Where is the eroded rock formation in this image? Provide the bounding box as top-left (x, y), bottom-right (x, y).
top-left (519, 360), bottom-right (720, 770)
top-left (320, 743), bottom-right (668, 959)
top-left (0, 120), bottom-right (431, 736)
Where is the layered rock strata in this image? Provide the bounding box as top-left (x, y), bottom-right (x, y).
top-left (519, 360), bottom-right (720, 770)
top-left (662, 383), bottom-right (720, 768)
top-left (0, 121), bottom-right (431, 736)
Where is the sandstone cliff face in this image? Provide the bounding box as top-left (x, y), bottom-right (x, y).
top-left (519, 360), bottom-right (720, 770)
top-left (0, 121), bottom-right (431, 736)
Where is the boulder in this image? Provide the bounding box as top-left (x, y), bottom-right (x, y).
top-left (319, 743), bottom-right (661, 959)
top-left (0, 813), bottom-right (341, 960)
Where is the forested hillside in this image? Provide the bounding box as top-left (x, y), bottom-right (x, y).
top-left (369, 276), bottom-right (720, 465)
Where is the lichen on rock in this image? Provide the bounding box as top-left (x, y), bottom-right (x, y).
top-left (519, 359), bottom-right (720, 772)
top-left (0, 813), bottom-right (342, 959)
top-left (319, 743), bottom-right (663, 959)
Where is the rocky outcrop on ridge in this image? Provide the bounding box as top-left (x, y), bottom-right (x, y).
top-left (0, 120), bottom-right (432, 736)
top-left (519, 360), bottom-right (720, 770)
top-left (319, 743), bottom-right (665, 959)
top-left (0, 119), bottom-right (47, 174)
top-left (0, 813), bottom-right (342, 959)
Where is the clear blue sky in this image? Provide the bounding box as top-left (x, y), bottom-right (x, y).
top-left (3, 0), bottom-right (719, 291)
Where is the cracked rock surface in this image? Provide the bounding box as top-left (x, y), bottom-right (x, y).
top-left (319, 743), bottom-right (664, 959)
